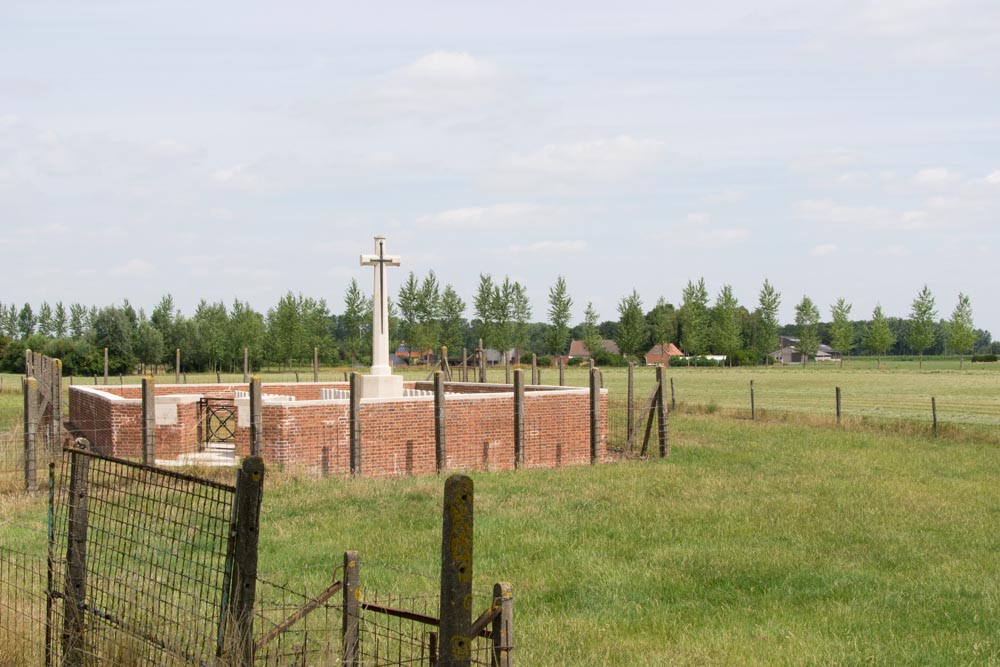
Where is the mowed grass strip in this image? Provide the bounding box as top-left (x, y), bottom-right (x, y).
top-left (253, 415), bottom-right (998, 666)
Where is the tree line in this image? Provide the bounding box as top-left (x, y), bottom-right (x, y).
top-left (0, 277), bottom-right (994, 375)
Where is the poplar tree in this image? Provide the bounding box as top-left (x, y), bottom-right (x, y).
top-left (680, 278), bottom-right (710, 356)
top-left (615, 290), bottom-right (648, 358)
top-left (757, 279), bottom-right (781, 363)
top-left (794, 295), bottom-right (820, 365)
top-left (711, 285), bottom-right (742, 365)
top-left (439, 284), bottom-right (467, 356)
top-left (37, 302), bottom-right (53, 337)
top-left (829, 298), bottom-right (854, 368)
top-left (907, 285), bottom-right (937, 368)
top-left (53, 302), bottom-right (68, 338)
top-left (947, 293), bottom-right (976, 369)
top-left (581, 302), bottom-right (602, 357)
top-left (546, 276), bottom-right (573, 356)
top-left (864, 304), bottom-right (895, 369)
top-left (341, 279), bottom-right (370, 365)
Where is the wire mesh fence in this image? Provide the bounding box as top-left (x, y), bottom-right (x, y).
top-left (0, 547), bottom-right (49, 665)
top-left (49, 445), bottom-right (238, 666)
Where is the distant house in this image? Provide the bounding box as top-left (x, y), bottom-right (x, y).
top-left (394, 343), bottom-right (434, 365)
top-left (484, 348), bottom-right (518, 365)
top-left (770, 336), bottom-right (838, 364)
top-left (566, 339), bottom-right (621, 360)
top-left (644, 343), bottom-right (685, 366)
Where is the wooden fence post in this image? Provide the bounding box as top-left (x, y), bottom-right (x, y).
top-left (141, 376), bottom-right (155, 465)
top-left (836, 387), bottom-right (842, 424)
top-left (23, 377), bottom-right (37, 492)
top-left (655, 365), bottom-right (669, 457)
top-left (439, 475), bottom-right (474, 667)
top-left (750, 380), bottom-right (756, 421)
top-left (342, 551), bottom-right (360, 666)
top-left (627, 362), bottom-right (635, 442)
top-left (670, 377), bottom-right (676, 411)
top-left (435, 371), bottom-right (447, 473)
top-left (313, 347), bottom-right (319, 382)
top-left (51, 359), bottom-right (62, 453)
top-left (513, 370), bottom-right (525, 469)
top-left (350, 372), bottom-right (361, 475)
top-left (103, 347), bottom-right (109, 385)
top-left (216, 370), bottom-right (221, 384)
top-left (531, 354), bottom-right (537, 385)
top-left (589, 368), bottom-right (600, 464)
top-left (249, 376), bottom-right (263, 457)
top-left (462, 347), bottom-right (468, 382)
top-left (243, 347), bottom-right (249, 383)
top-left (175, 348), bottom-right (180, 384)
top-left (492, 582), bottom-right (514, 667)
top-left (479, 339), bottom-right (486, 383)
top-left (932, 397), bottom-right (938, 438)
top-left (62, 440), bottom-right (90, 667)
top-left (295, 370), bottom-right (300, 383)
top-left (504, 351), bottom-right (510, 385)
top-left (229, 456), bottom-right (264, 666)
top-left (559, 357), bottom-right (564, 387)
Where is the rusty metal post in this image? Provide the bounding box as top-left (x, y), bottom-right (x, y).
top-left (439, 475), bottom-right (474, 667)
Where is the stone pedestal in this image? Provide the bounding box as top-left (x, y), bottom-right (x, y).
top-left (358, 373), bottom-right (404, 399)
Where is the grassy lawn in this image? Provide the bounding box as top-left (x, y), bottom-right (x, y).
top-left (2, 413), bottom-right (997, 665)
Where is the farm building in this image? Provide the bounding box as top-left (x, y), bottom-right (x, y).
top-left (644, 343), bottom-right (685, 365)
top-left (565, 339), bottom-right (621, 360)
top-left (770, 336), bottom-right (839, 364)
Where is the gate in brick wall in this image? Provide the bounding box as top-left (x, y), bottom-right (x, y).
top-left (198, 397), bottom-right (238, 446)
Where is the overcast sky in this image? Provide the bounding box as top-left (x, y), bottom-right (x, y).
top-left (2, 1), bottom-right (999, 334)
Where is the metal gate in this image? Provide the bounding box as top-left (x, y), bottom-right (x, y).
top-left (199, 397), bottom-right (238, 446)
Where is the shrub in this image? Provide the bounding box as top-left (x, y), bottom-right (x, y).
top-left (971, 354), bottom-right (998, 363)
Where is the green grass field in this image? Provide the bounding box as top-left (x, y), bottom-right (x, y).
top-left (2, 412), bottom-right (998, 665)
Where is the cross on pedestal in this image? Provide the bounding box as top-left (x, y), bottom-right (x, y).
top-left (360, 236), bottom-right (402, 389)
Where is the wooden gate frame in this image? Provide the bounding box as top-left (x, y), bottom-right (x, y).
top-left (23, 349), bottom-right (62, 492)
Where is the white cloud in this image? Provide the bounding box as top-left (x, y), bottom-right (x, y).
top-left (362, 51), bottom-right (502, 116)
top-left (110, 259), bottom-right (155, 277)
top-left (796, 199), bottom-right (932, 232)
top-left (810, 243), bottom-right (838, 256)
top-left (501, 240), bottom-right (586, 256)
top-left (792, 148), bottom-right (863, 171)
top-left (208, 207), bottom-right (234, 220)
top-left (492, 135), bottom-right (664, 193)
top-left (879, 245), bottom-right (911, 257)
top-left (210, 163), bottom-right (275, 194)
top-left (913, 167), bottom-right (962, 188)
top-left (647, 213), bottom-right (750, 248)
top-left (147, 138), bottom-right (197, 160)
top-left (416, 202), bottom-right (568, 230)
top-left (984, 170), bottom-right (1000, 185)
top-left (704, 188), bottom-right (747, 203)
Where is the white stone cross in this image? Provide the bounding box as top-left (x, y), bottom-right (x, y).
top-left (360, 235), bottom-right (400, 378)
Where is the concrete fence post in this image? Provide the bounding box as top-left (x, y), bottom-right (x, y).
top-left (434, 371), bottom-right (447, 473)
top-left (342, 551), bottom-right (360, 666)
top-left (249, 376), bottom-right (263, 457)
top-left (439, 475), bottom-right (474, 667)
top-left (349, 372), bottom-right (361, 475)
top-left (23, 377), bottom-right (37, 492)
top-left (141, 376), bottom-right (155, 465)
top-left (513, 369), bottom-right (525, 469)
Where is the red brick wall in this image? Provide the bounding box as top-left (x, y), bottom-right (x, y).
top-left (69, 383), bottom-right (608, 477)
